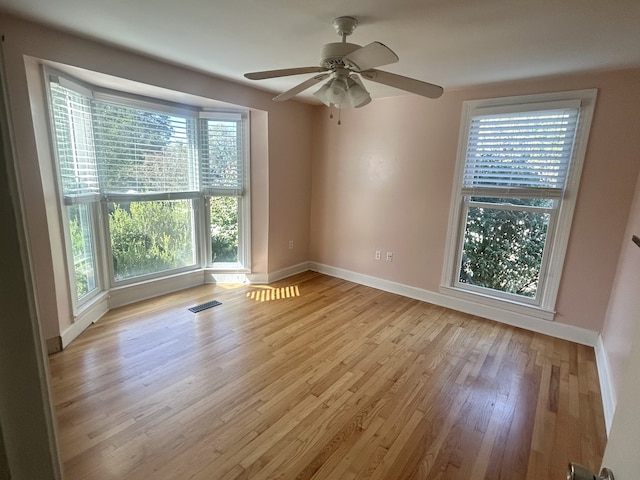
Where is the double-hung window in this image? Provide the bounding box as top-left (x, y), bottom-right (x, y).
top-left (442, 90), bottom-right (596, 317)
top-left (47, 71), bottom-right (250, 307)
top-left (49, 79), bottom-right (102, 305)
top-left (92, 97), bottom-right (200, 282)
top-left (200, 112), bottom-right (249, 267)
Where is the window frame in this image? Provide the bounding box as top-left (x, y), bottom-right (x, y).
top-left (200, 111), bottom-right (251, 271)
top-left (45, 74), bottom-right (104, 311)
top-left (441, 89), bottom-right (597, 319)
top-left (453, 197), bottom-right (560, 306)
top-left (104, 197), bottom-right (202, 286)
top-left (92, 95), bottom-right (203, 287)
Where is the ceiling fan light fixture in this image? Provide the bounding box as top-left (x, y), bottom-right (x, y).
top-left (244, 16), bottom-right (443, 110)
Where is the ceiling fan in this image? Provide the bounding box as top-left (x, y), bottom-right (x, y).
top-left (244, 16), bottom-right (443, 110)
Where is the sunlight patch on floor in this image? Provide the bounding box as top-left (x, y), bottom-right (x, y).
top-left (246, 285), bottom-right (300, 302)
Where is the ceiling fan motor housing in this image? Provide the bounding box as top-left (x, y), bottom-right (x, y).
top-left (320, 42), bottom-right (361, 70)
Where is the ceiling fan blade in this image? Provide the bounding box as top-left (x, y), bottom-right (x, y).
top-left (273, 73), bottom-right (331, 101)
top-left (360, 69), bottom-right (443, 99)
top-left (245, 66), bottom-right (327, 80)
top-left (343, 42), bottom-right (399, 71)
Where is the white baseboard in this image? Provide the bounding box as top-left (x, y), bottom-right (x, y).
top-left (248, 262), bottom-right (311, 284)
top-left (60, 292), bottom-right (109, 349)
top-left (309, 262), bottom-right (599, 347)
top-left (595, 335), bottom-right (616, 435)
top-left (108, 270), bottom-right (205, 308)
top-left (45, 336), bottom-right (62, 354)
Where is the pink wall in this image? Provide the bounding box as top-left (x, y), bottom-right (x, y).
top-left (601, 172), bottom-right (640, 398)
top-left (0, 14), bottom-right (315, 338)
top-left (266, 107), bottom-right (315, 272)
top-left (310, 95), bottom-right (459, 289)
top-left (310, 68), bottom-right (640, 333)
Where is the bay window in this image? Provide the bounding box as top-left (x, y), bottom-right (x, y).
top-left (47, 71), bottom-right (250, 307)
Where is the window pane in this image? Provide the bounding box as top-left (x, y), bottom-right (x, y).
top-left (67, 204), bottom-right (98, 299)
top-left (459, 203), bottom-right (550, 298)
top-left (109, 200), bottom-right (196, 281)
top-left (210, 196), bottom-right (238, 263)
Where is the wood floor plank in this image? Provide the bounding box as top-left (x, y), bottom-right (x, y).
top-left (49, 272), bottom-right (607, 479)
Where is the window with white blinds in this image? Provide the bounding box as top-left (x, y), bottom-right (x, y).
top-left (200, 113), bottom-right (245, 196)
top-left (442, 90), bottom-right (597, 316)
top-left (48, 77), bottom-right (247, 199)
top-left (462, 100), bottom-right (580, 198)
top-left (49, 80), bottom-right (100, 203)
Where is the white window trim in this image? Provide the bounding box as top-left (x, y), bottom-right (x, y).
top-left (440, 89), bottom-right (598, 320)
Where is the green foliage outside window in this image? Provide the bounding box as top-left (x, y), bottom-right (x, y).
top-left (459, 198), bottom-right (550, 298)
top-left (210, 196), bottom-right (239, 263)
top-left (109, 200), bottom-right (194, 280)
top-left (69, 215), bottom-right (90, 298)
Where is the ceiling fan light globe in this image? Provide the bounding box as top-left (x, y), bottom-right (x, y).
top-left (326, 77), bottom-right (347, 105)
top-left (313, 83), bottom-right (331, 106)
top-left (347, 83), bottom-right (370, 108)
top-left (353, 94), bottom-right (371, 108)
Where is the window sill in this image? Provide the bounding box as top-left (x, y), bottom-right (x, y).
top-left (439, 285), bottom-right (556, 322)
top-left (207, 262), bottom-right (250, 272)
top-left (204, 268), bottom-right (251, 284)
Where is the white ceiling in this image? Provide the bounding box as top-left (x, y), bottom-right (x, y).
top-left (1, 0), bottom-right (640, 103)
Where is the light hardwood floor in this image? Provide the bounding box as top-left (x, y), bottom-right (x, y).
top-left (49, 271), bottom-right (607, 479)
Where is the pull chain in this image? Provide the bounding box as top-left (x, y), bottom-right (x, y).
top-left (328, 104), bottom-right (342, 125)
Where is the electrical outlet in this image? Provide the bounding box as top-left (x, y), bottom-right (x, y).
top-left (288, 240), bottom-right (294, 249)
top-left (386, 251), bottom-right (393, 262)
top-left (375, 250), bottom-right (381, 260)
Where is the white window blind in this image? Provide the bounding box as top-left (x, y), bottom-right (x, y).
top-left (462, 103), bottom-right (580, 198)
top-left (92, 100), bottom-right (198, 195)
top-left (49, 80), bottom-right (100, 203)
top-left (200, 113), bottom-right (245, 196)
top-left (49, 74), bottom-right (247, 199)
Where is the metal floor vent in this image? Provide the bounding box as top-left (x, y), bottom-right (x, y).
top-left (188, 300), bottom-right (222, 313)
